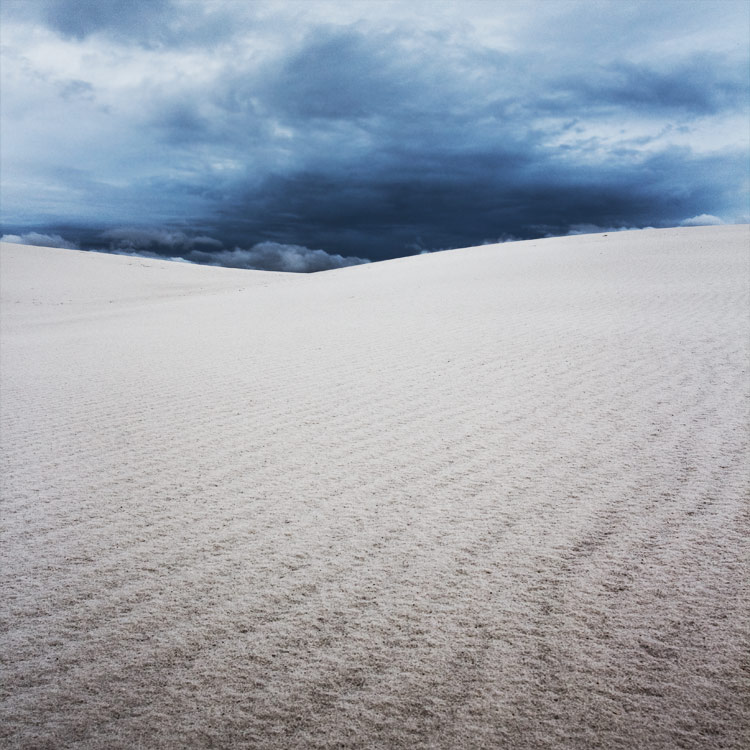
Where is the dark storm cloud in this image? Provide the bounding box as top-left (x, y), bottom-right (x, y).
top-left (0, 232), bottom-right (79, 249)
top-left (187, 19), bottom-right (746, 259)
top-left (97, 227), bottom-right (369, 272)
top-left (101, 228), bottom-right (223, 253)
top-left (149, 25), bottom-right (748, 258)
top-left (212, 146), bottom-right (739, 259)
top-left (1, 1), bottom-right (748, 267)
top-left (186, 244), bottom-right (369, 273)
top-left (558, 56), bottom-right (750, 116)
top-left (248, 24), bottom-right (749, 134)
top-left (261, 28), bottom-right (419, 120)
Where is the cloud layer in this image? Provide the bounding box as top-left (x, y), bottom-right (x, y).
top-left (1, 0), bottom-right (748, 262)
top-left (100, 227), bottom-right (369, 271)
top-left (2, 227), bottom-right (368, 272)
top-left (1, 232), bottom-right (78, 249)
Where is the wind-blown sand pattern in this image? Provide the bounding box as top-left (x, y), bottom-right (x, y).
top-left (1, 225), bottom-right (748, 749)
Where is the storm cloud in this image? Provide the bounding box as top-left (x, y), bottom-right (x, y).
top-left (1, 0), bottom-right (748, 266)
top-left (0, 232), bottom-right (79, 249)
top-left (185, 244), bottom-right (369, 274)
top-left (99, 227), bottom-right (369, 272)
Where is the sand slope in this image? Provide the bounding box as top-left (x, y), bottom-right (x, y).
top-left (1, 226), bottom-right (748, 749)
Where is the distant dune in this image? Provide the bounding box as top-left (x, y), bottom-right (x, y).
top-left (1, 225), bottom-right (748, 749)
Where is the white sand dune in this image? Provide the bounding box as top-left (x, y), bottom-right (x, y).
top-left (1, 225), bottom-right (748, 749)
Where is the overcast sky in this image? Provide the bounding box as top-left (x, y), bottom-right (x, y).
top-left (1, 0), bottom-right (748, 270)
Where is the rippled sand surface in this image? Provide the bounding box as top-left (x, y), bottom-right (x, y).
top-left (1, 225), bottom-right (748, 749)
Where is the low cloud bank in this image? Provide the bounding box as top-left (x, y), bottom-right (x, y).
top-left (100, 228), bottom-right (370, 272)
top-left (186, 243), bottom-right (370, 273)
top-left (680, 214), bottom-right (724, 226)
top-left (564, 224), bottom-right (648, 235)
top-left (1, 232), bottom-right (79, 249)
top-left (2, 227), bottom-right (370, 272)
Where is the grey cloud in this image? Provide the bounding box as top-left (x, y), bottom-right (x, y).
top-left (680, 214), bottom-right (724, 227)
top-left (558, 56), bottom-right (750, 116)
top-left (167, 26), bottom-right (747, 258)
top-left (99, 228), bottom-right (369, 272)
top-left (482, 234), bottom-right (524, 245)
top-left (186, 243), bottom-right (370, 273)
top-left (101, 228), bottom-right (223, 253)
top-left (41, 0), bottom-right (173, 41)
top-left (263, 28), bottom-right (419, 121)
top-left (564, 224), bottom-right (647, 236)
top-left (59, 79), bottom-right (95, 101)
top-left (1, 232), bottom-right (79, 249)
top-left (209, 145), bottom-right (745, 260)
top-left (3, 0), bottom-right (238, 48)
